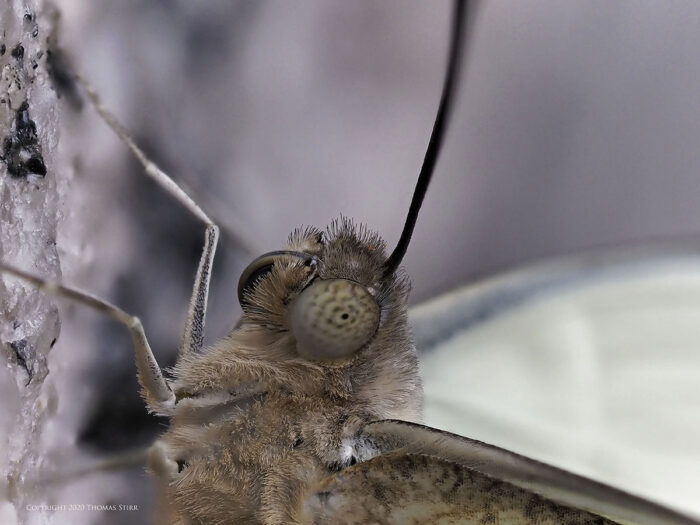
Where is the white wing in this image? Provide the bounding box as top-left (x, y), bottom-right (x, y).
top-left (411, 244), bottom-right (700, 520)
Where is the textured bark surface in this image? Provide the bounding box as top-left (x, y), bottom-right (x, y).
top-left (0, 1), bottom-right (61, 522)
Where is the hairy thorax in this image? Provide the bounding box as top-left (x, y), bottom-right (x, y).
top-left (150, 369), bottom-right (421, 524)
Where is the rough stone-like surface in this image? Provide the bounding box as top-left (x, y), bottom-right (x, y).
top-left (0, 1), bottom-right (61, 523)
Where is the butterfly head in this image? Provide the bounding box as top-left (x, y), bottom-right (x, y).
top-left (238, 217), bottom-right (410, 363)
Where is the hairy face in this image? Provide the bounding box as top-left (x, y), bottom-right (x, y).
top-left (239, 218), bottom-right (412, 366)
top-left (172, 217), bottom-right (421, 420)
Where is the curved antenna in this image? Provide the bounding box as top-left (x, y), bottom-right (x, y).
top-left (383, 0), bottom-right (468, 277)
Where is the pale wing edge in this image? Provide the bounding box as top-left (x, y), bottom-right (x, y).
top-left (362, 420), bottom-right (700, 525)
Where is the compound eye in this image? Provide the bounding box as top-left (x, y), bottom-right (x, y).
top-left (238, 250), bottom-right (313, 305)
top-left (289, 279), bottom-right (380, 360)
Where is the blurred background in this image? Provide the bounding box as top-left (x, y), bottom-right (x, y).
top-left (20, 0), bottom-right (700, 522)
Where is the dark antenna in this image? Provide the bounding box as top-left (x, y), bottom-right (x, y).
top-left (382, 0), bottom-right (467, 277)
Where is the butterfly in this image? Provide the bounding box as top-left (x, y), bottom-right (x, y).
top-left (2, 0), bottom-right (700, 523)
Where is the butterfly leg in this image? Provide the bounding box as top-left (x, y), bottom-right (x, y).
top-left (76, 75), bottom-right (220, 359)
top-left (0, 263), bottom-right (175, 413)
top-left (177, 223), bottom-right (218, 358)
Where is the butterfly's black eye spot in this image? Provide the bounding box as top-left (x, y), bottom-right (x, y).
top-left (289, 279), bottom-right (380, 361)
